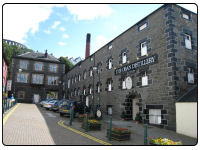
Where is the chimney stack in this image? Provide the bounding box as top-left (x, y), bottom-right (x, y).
top-left (45, 49), bottom-right (48, 58)
top-left (85, 33), bottom-right (91, 59)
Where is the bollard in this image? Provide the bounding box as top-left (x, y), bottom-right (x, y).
top-left (144, 124), bottom-right (148, 145)
top-left (108, 115), bottom-right (112, 141)
top-left (85, 113), bottom-right (88, 132)
top-left (69, 107), bottom-right (74, 126)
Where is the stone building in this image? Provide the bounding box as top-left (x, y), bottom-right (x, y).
top-left (11, 51), bottom-right (65, 103)
top-left (64, 4), bottom-right (197, 130)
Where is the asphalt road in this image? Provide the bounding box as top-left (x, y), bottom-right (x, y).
top-left (37, 106), bottom-right (102, 145)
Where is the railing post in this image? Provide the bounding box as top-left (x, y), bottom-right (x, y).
top-left (108, 115), bottom-right (112, 141)
top-left (85, 113), bottom-right (88, 132)
top-left (144, 124), bottom-right (148, 145)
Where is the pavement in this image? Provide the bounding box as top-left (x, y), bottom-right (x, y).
top-left (3, 103), bottom-right (198, 146)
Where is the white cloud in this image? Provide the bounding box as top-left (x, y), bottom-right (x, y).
top-left (51, 21), bottom-right (61, 29)
top-left (58, 41), bottom-right (67, 46)
top-left (66, 4), bottom-right (113, 20)
top-left (60, 27), bottom-right (66, 32)
top-left (63, 34), bottom-right (69, 39)
top-left (94, 35), bottom-right (110, 52)
top-left (44, 29), bottom-right (51, 34)
top-left (3, 4), bottom-right (53, 43)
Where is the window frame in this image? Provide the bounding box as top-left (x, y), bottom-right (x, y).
top-left (141, 41), bottom-right (147, 56)
top-left (47, 76), bottom-right (59, 85)
top-left (19, 60), bottom-right (28, 70)
top-left (34, 62), bottom-right (43, 71)
top-left (17, 73), bottom-right (28, 83)
top-left (142, 72), bottom-right (148, 86)
top-left (184, 34), bottom-right (192, 49)
top-left (122, 52), bottom-right (127, 64)
top-left (139, 22), bottom-right (147, 31)
top-left (32, 74), bottom-right (44, 84)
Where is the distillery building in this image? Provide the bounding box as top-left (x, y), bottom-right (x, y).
top-left (11, 51), bottom-right (65, 103)
top-left (64, 4), bottom-right (197, 130)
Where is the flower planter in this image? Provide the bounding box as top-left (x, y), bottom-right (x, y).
top-left (149, 138), bottom-right (182, 145)
top-left (106, 129), bottom-right (131, 141)
top-left (81, 120), bottom-right (101, 131)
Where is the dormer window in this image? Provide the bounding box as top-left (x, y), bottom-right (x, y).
top-left (185, 34), bottom-right (192, 49)
top-left (139, 23), bottom-right (147, 31)
top-left (122, 52), bottom-right (127, 64)
top-left (188, 68), bottom-right (194, 84)
top-left (182, 13), bottom-right (189, 20)
top-left (141, 42), bottom-right (147, 56)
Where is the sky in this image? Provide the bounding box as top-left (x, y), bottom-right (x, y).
top-left (3, 4), bottom-right (197, 59)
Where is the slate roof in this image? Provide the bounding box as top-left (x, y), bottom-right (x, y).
top-left (176, 85), bottom-right (197, 102)
top-left (15, 51), bottom-right (61, 63)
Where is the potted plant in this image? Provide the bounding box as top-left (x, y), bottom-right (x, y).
top-left (82, 119), bottom-right (102, 131)
top-left (149, 137), bottom-right (182, 145)
top-left (120, 111), bottom-right (125, 120)
top-left (135, 113), bottom-right (142, 124)
top-left (107, 127), bottom-right (131, 141)
top-left (78, 113), bottom-right (92, 122)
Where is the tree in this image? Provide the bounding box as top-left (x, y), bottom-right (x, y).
top-left (3, 41), bottom-right (32, 79)
top-left (59, 56), bottom-right (74, 73)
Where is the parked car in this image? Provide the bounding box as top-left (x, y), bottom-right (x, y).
top-left (42, 99), bottom-right (54, 107)
top-left (52, 99), bottom-right (65, 112)
top-left (59, 99), bottom-right (78, 117)
top-left (39, 99), bottom-right (51, 107)
top-left (43, 99), bottom-right (58, 110)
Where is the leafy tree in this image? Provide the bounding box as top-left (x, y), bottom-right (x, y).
top-left (59, 56), bottom-right (74, 73)
top-left (3, 41), bottom-right (32, 79)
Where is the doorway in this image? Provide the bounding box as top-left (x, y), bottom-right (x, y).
top-left (132, 98), bottom-right (139, 120)
top-left (33, 94), bottom-right (39, 103)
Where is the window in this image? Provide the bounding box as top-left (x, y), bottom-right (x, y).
top-left (122, 78), bottom-right (126, 89)
top-left (149, 109), bottom-right (161, 124)
top-left (49, 64), bottom-right (57, 73)
top-left (141, 42), bottom-right (147, 56)
top-left (122, 52), bottom-right (127, 64)
top-left (32, 74), bottom-right (43, 84)
top-left (108, 59), bottom-right (112, 69)
top-left (19, 60), bottom-right (28, 70)
top-left (97, 84), bottom-right (101, 93)
top-left (89, 87), bottom-right (92, 95)
top-left (17, 73), bottom-right (28, 83)
top-left (18, 91), bottom-right (25, 99)
top-left (34, 63), bottom-right (43, 71)
top-left (182, 13), bottom-right (189, 20)
top-left (68, 79), bottom-right (70, 88)
top-left (108, 43), bottom-right (113, 50)
top-left (185, 34), bottom-right (192, 49)
top-left (139, 23), bottom-right (147, 31)
top-left (83, 88), bottom-right (86, 95)
top-left (188, 68), bottom-right (194, 84)
top-left (78, 74), bottom-right (81, 81)
top-left (72, 78), bottom-right (74, 84)
top-left (75, 76), bottom-right (77, 83)
top-left (142, 72), bottom-right (148, 86)
top-left (83, 71), bottom-right (87, 79)
top-left (89, 69), bottom-right (93, 77)
top-left (47, 76), bottom-right (58, 85)
top-left (74, 89), bottom-right (77, 96)
top-left (108, 81), bottom-right (112, 91)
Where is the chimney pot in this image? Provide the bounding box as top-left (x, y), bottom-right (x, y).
top-left (85, 33), bottom-right (91, 59)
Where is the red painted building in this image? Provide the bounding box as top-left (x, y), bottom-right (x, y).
top-left (3, 56), bottom-right (8, 92)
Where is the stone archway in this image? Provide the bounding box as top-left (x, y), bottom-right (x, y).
top-left (124, 91), bottom-right (142, 120)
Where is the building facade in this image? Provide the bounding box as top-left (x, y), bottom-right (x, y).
top-left (11, 51), bottom-right (65, 103)
top-left (64, 4), bottom-right (197, 130)
top-left (3, 56), bottom-right (8, 93)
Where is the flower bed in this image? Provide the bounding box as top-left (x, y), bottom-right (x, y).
top-left (78, 113), bottom-right (92, 122)
top-left (82, 119), bottom-right (101, 131)
top-left (107, 127), bottom-right (131, 141)
top-left (149, 137), bottom-right (182, 145)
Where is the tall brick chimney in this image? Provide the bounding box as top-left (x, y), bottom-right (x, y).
top-left (85, 33), bottom-right (91, 59)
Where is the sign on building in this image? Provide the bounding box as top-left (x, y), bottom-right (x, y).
top-left (6, 80), bottom-right (12, 91)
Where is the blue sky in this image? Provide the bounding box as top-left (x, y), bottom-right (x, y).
top-left (3, 4), bottom-right (197, 59)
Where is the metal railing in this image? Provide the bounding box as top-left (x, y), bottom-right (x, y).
top-left (3, 98), bottom-right (18, 114)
